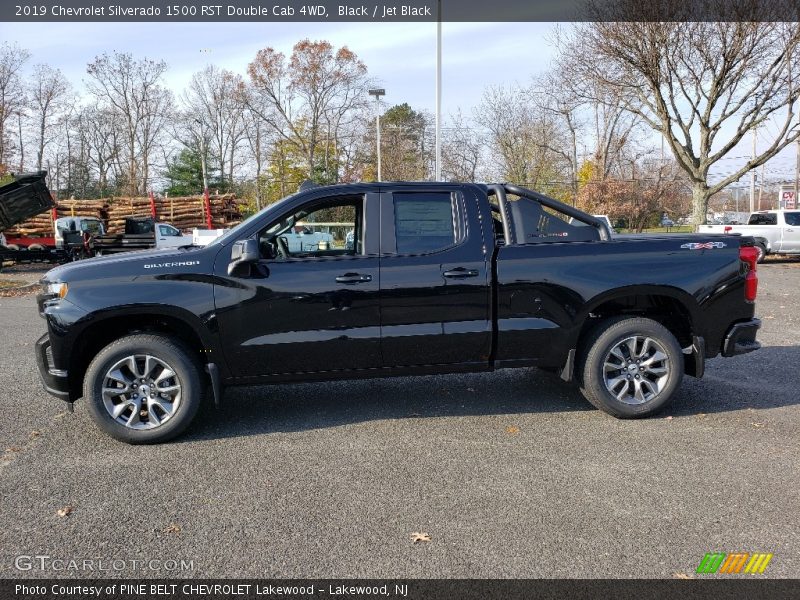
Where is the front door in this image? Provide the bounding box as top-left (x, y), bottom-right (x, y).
top-left (215, 193), bottom-right (382, 378)
top-left (779, 211), bottom-right (800, 253)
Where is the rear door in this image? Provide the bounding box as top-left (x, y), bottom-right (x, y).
top-left (378, 187), bottom-right (491, 368)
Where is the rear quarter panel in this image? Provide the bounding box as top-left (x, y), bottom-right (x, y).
top-left (494, 235), bottom-right (754, 365)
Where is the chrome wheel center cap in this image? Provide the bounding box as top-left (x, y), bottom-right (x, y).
top-left (139, 384), bottom-right (150, 395)
top-left (627, 364), bottom-right (639, 373)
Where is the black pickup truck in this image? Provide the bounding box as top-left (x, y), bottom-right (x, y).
top-left (35, 182), bottom-right (761, 443)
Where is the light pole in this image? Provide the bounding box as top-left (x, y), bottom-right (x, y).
top-left (793, 123), bottom-right (799, 208)
top-left (434, 0), bottom-right (442, 181)
top-left (368, 88), bottom-right (385, 181)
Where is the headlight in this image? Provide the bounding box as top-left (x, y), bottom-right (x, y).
top-left (44, 282), bottom-right (69, 299)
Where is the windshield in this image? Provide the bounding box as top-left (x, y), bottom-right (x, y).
top-left (210, 191), bottom-right (300, 247)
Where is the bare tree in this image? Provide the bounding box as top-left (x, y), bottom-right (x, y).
top-left (442, 110), bottom-right (483, 182)
top-left (183, 66), bottom-right (247, 187)
top-left (0, 43), bottom-right (30, 171)
top-left (240, 106), bottom-right (275, 208)
top-left (28, 64), bottom-right (71, 171)
top-left (80, 106), bottom-right (121, 196)
top-left (561, 10), bottom-right (800, 224)
top-left (474, 84), bottom-right (566, 188)
top-left (86, 52), bottom-right (170, 196)
top-left (245, 39), bottom-right (370, 180)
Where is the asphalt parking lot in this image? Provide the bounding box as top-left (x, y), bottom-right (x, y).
top-left (1, 262), bottom-right (798, 579)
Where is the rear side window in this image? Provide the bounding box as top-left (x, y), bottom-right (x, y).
top-left (394, 192), bottom-right (456, 254)
top-left (748, 213), bottom-right (778, 225)
top-left (784, 212), bottom-right (800, 226)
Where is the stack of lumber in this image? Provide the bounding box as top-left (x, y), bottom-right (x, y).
top-left (3, 194), bottom-right (246, 236)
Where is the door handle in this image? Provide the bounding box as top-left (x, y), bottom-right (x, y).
top-left (335, 273), bottom-right (372, 284)
top-left (442, 268), bottom-right (480, 279)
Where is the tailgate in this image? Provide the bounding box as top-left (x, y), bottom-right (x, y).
top-left (0, 171), bottom-right (54, 230)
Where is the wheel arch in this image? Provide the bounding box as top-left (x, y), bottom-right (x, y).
top-left (574, 285), bottom-right (699, 354)
top-left (752, 237), bottom-right (770, 252)
top-left (67, 306), bottom-right (217, 401)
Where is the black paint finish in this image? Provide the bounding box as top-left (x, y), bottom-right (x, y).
top-left (34, 182), bottom-right (758, 403)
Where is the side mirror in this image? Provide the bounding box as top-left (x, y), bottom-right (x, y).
top-left (228, 239), bottom-right (259, 276)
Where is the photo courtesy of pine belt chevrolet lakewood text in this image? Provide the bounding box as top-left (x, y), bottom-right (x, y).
top-left (9, 174), bottom-right (761, 443)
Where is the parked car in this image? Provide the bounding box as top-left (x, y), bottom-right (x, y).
top-left (36, 182), bottom-right (760, 443)
top-left (698, 209), bottom-right (800, 262)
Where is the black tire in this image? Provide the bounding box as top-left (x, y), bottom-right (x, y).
top-left (83, 334), bottom-right (204, 444)
top-left (577, 317), bottom-right (684, 418)
top-left (6, 244), bottom-right (20, 251)
top-left (755, 242), bottom-right (767, 264)
top-left (27, 243), bottom-right (46, 251)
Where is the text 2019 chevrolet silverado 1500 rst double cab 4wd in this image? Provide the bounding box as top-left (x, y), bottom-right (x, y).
top-left (35, 182), bottom-right (761, 443)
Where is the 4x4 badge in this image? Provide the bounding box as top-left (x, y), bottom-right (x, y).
top-left (680, 242), bottom-right (727, 250)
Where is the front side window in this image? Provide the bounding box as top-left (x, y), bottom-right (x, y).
top-left (258, 196), bottom-right (363, 259)
top-left (159, 225), bottom-right (179, 236)
top-left (783, 212), bottom-right (800, 226)
top-left (393, 192), bottom-right (456, 255)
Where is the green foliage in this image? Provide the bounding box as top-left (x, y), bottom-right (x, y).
top-left (379, 103), bottom-right (429, 181)
top-left (163, 148), bottom-right (205, 196)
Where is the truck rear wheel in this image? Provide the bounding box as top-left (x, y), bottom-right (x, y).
top-left (755, 242), bottom-right (767, 263)
top-left (578, 317), bottom-right (683, 418)
top-left (84, 334), bottom-right (204, 444)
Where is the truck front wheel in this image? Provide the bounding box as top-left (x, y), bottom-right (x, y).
top-left (84, 334), bottom-right (204, 444)
top-left (578, 317), bottom-right (683, 418)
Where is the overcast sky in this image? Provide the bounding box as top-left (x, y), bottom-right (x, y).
top-left (1, 20), bottom-right (796, 187)
top-left (0, 21), bottom-right (555, 116)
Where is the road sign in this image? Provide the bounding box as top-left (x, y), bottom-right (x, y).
top-left (781, 189), bottom-right (796, 209)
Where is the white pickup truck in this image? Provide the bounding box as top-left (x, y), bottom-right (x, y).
top-left (698, 210), bottom-right (800, 262)
top-left (278, 226), bottom-right (334, 253)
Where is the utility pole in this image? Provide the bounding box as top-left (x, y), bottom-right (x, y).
top-left (795, 137), bottom-right (799, 208)
top-left (434, 0), bottom-right (442, 181)
top-left (750, 128), bottom-right (757, 213)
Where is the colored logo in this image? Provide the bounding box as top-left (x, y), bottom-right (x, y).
top-left (696, 552), bottom-right (773, 574)
top-left (680, 241), bottom-right (727, 250)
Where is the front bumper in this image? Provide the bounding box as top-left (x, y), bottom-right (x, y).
top-left (35, 333), bottom-right (71, 400)
top-left (722, 318), bottom-right (761, 357)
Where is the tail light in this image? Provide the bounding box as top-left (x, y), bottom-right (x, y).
top-left (724, 226), bottom-right (733, 233)
top-left (739, 246), bottom-right (758, 302)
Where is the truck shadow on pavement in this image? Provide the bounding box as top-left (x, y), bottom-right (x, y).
top-left (181, 345), bottom-right (799, 441)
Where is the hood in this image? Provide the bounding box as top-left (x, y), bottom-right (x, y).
top-left (42, 246), bottom-right (213, 283)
